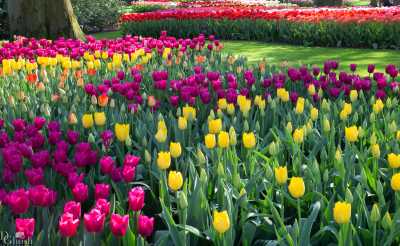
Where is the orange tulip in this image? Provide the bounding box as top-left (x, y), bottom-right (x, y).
top-left (98, 94), bottom-right (109, 107)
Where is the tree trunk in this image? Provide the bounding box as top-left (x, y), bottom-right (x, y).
top-left (8, 0), bottom-right (85, 40)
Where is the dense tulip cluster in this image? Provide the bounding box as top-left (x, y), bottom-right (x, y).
top-left (0, 33), bottom-right (400, 245)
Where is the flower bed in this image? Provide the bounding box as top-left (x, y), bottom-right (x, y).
top-left (0, 33), bottom-right (400, 245)
top-left (121, 7), bottom-right (400, 48)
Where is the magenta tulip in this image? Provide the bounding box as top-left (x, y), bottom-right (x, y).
top-left (110, 214), bottom-right (129, 237)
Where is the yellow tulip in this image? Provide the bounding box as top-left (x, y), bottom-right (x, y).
top-left (213, 210), bottom-right (230, 234)
top-left (157, 151), bottom-right (171, 170)
top-left (218, 131), bottom-right (230, 148)
top-left (168, 171), bottom-right (183, 191)
top-left (388, 153), bottom-right (400, 168)
top-left (82, 114), bottom-right (94, 128)
top-left (397, 131), bottom-right (400, 141)
top-left (343, 103), bottom-right (352, 115)
top-left (94, 112), bottom-right (106, 126)
top-left (345, 126), bottom-right (359, 142)
top-left (155, 129), bottom-right (167, 143)
top-left (373, 99), bottom-right (384, 114)
top-left (227, 104), bottom-right (235, 115)
top-left (182, 106), bottom-right (196, 120)
top-left (350, 90), bottom-right (358, 102)
top-left (333, 201), bottom-right (352, 224)
top-left (371, 144), bottom-right (380, 158)
top-left (218, 98), bottom-right (228, 110)
top-left (170, 142), bottom-right (182, 158)
top-left (205, 134), bottom-right (216, 149)
top-left (115, 123), bottom-right (130, 142)
top-left (293, 128), bottom-right (304, 144)
top-left (242, 132), bottom-right (256, 149)
top-left (208, 119), bottom-right (222, 134)
top-left (308, 84), bottom-right (316, 95)
top-left (310, 107), bottom-right (319, 121)
top-left (391, 173), bottom-right (400, 191)
top-left (178, 117), bottom-right (187, 130)
top-left (288, 177), bottom-right (305, 199)
top-left (295, 97), bottom-right (305, 114)
top-left (274, 166), bottom-right (288, 185)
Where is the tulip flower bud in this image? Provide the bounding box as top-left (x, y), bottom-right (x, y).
top-left (370, 133), bottom-right (377, 145)
top-left (120, 104), bottom-right (126, 114)
top-left (323, 118), bottom-right (330, 133)
top-left (110, 99), bottom-right (115, 108)
top-left (229, 127), bottom-right (237, 146)
top-left (345, 188), bottom-right (353, 203)
top-left (200, 168), bottom-right (208, 185)
top-left (89, 105), bottom-right (95, 113)
top-left (217, 109), bottom-right (223, 119)
top-left (125, 137), bottom-right (132, 148)
top-left (270, 99), bottom-right (276, 110)
top-left (335, 148), bottom-right (342, 162)
top-left (386, 97), bottom-right (392, 108)
top-left (321, 99), bottom-right (329, 112)
top-left (217, 162), bottom-right (225, 177)
top-left (177, 191), bottom-right (188, 210)
top-left (382, 212), bottom-right (392, 230)
top-left (232, 172), bottom-right (241, 190)
top-left (142, 137), bottom-right (147, 147)
top-left (389, 121), bottom-right (397, 134)
top-left (21, 103), bottom-right (28, 112)
top-left (88, 133), bottom-right (95, 143)
top-left (176, 108), bottom-right (181, 117)
top-left (323, 169), bottom-right (329, 183)
top-left (265, 165), bottom-right (273, 179)
top-left (208, 110), bottom-right (215, 121)
top-left (370, 204), bottom-right (380, 223)
top-left (196, 148), bottom-right (206, 166)
top-left (353, 112), bottom-right (358, 122)
top-left (243, 121), bottom-right (249, 132)
top-left (268, 142), bottom-right (278, 156)
top-left (239, 188), bottom-right (248, 208)
top-left (369, 113), bottom-right (376, 123)
top-left (286, 122), bottom-right (293, 133)
top-left (91, 95), bottom-right (97, 105)
top-left (145, 150), bottom-right (151, 163)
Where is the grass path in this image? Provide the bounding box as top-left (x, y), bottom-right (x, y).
top-left (93, 31), bottom-right (400, 74)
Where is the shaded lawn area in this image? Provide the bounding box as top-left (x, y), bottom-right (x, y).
top-left (93, 31), bottom-right (400, 75)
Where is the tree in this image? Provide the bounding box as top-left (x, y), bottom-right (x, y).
top-left (8, 0), bottom-right (85, 40)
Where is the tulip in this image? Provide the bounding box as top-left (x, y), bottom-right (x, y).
top-left (274, 166), bottom-right (288, 185)
top-left (15, 218), bottom-right (35, 239)
top-left (115, 123), bottom-right (130, 142)
top-left (28, 185), bottom-right (57, 207)
top-left (205, 134), bottom-right (216, 149)
top-left (218, 98), bottom-right (228, 109)
top-left (310, 107), bottom-right (319, 121)
top-left (218, 131), bottom-right (230, 148)
top-left (391, 173), bottom-right (400, 191)
top-left (110, 214), bottom-right (129, 237)
top-left (213, 210), bottom-right (230, 234)
top-left (170, 142), bottom-right (182, 158)
top-left (288, 177), bottom-right (305, 199)
top-left (242, 132), bottom-right (256, 149)
top-left (124, 154), bottom-right (140, 167)
top-left (63, 201), bottom-right (81, 219)
top-left (6, 189), bottom-right (30, 214)
top-left (208, 119), bottom-right (222, 134)
top-left (349, 90), bottom-right (358, 102)
top-left (128, 187), bottom-right (145, 211)
top-left (95, 183), bottom-right (110, 200)
top-left (345, 126), bottom-right (359, 142)
top-left (122, 165), bottom-right (136, 182)
top-left (82, 114), bottom-right (94, 128)
top-left (371, 144), bottom-right (380, 158)
top-left (333, 201), bottom-right (351, 224)
top-left (295, 97), bottom-right (305, 114)
top-left (95, 199), bottom-right (110, 215)
top-left (137, 215), bottom-right (154, 237)
top-left (155, 128), bottom-right (167, 143)
top-left (157, 151), bottom-right (171, 170)
top-left (94, 112), bottom-right (106, 126)
top-left (182, 106), bottom-right (196, 120)
top-left (98, 94), bottom-right (109, 107)
top-left (178, 117), bottom-right (187, 130)
top-left (293, 128), bottom-right (304, 144)
top-left (72, 182), bottom-right (88, 203)
top-left (387, 153), bottom-right (400, 168)
top-left (59, 212), bottom-right (80, 237)
top-left (100, 156), bottom-right (115, 174)
top-left (168, 171), bottom-right (183, 191)
top-left (84, 209), bottom-right (105, 233)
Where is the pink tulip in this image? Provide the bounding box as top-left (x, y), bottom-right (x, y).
top-left (95, 199), bottom-right (110, 216)
top-left (59, 212), bottom-right (80, 237)
top-left (84, 209), bottom-right (105, 233)
top-left (72, 182), bottom-right (88, 202)
top-left (63, 201), bottom-right (81, 219)
top-left (122, 165), bottom-right (136, 183)
top-left (6, 189), bottom-right (30, 214)
top-left (123, 154), bottom-right (140, 167)
top-left (100, 156), bottom-right (115, 175)
top-left (128, 187), bottom-right (145, 211)
top-left (137, 215), bottom-right (154, 237)
top-left (15, 218), bottom-right (35, 239)
top-left (110, 214), bottom-right (129, 237)
top-left (28, 185), bottom-right (57, 207)
top-left (95, 183), bottom-right (110, 200)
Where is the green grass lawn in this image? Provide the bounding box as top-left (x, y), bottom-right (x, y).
top-left (93, 31), bottom-right (400, 74)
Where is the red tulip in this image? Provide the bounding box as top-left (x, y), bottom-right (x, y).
top-left (110, 214), bottom-right (129, 237)
top-left (84, 209), bottom-right (105, 233)
top-left (72, 182), bottom-right (88, 202)
top-left (59, 212), bottom-right (80, 237)
top-left (95, 183), bottom-right (110, 200)
top-left (122, 165), bottom-right (136, 183)
top-left (137, 215), bottom-right (154, 237)
top-left (128, 187), bottom-right (145, 211)
top-left (15, 218), bottom-right (35, 239)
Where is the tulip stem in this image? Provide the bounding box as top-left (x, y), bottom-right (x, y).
top-left (297, 199), bottom-right (301, 222)
top-left (373, 223), bottom-right (376, 246)
top-left (66, 237), bottom-right (69, 246)
top-left (280, 188), bottom-right (284, 222)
